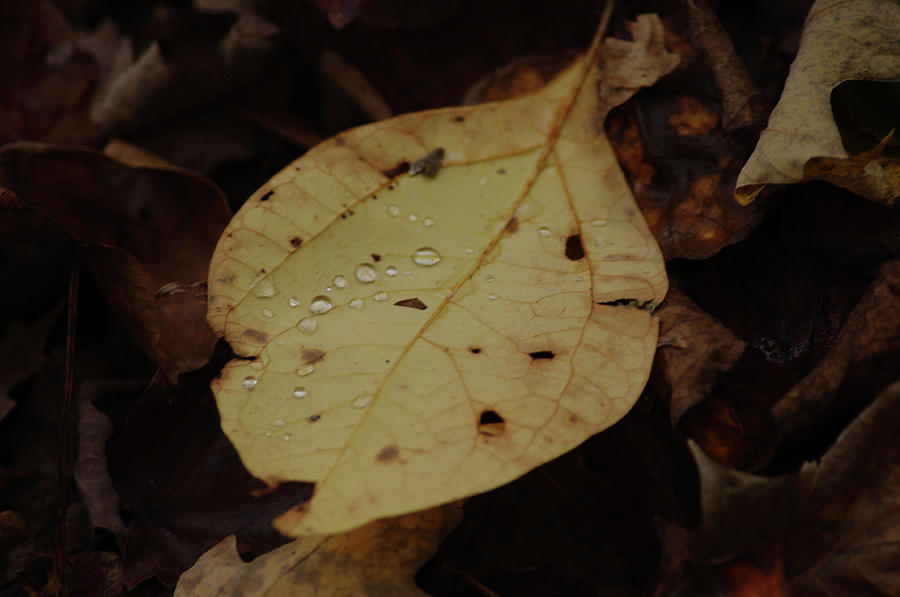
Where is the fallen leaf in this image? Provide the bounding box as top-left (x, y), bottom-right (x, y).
top-left (654, 287), bottom-right (746, 425)
top-left (208, 15), bottom-right (668, 535)
top-left (735, 0), bottom-right (900, 204)
top-left (174, 505), bottom-right (460, 596)
top-left (0, 142), bottom-right (231, 379)
top-left (803, 133), bottom-right (900, 206)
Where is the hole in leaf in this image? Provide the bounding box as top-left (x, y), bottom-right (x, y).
top-left (371, 253), bottom-right (382, 262)
top-left (529, 350), bottom-right (555, 359)
top-left (260, 190), bottom-right (274, 201)
top-left (478, 410), bottom-right (505, 436)
top-left (289, 236), bottom-right (302, 247)
top-left (565, 234), bottom-right (585, 260)
top-left (469, 347), bottom-right (482, 354)
top-left (394, 297), bottom-right (427, 310)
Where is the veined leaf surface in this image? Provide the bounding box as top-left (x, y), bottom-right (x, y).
top-left (207, 30), bottom-right (667, 535)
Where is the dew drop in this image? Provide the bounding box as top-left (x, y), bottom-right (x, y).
top-left (538, 227), bottom-right (551, 238)
top-left (282, 433), bottom-right (293, 441)
top-left (408, 213), bottom-right (418, 222)
top-left (575, 276), bottom-right (584, 282)
top-left (592, 218), bottom-right (608, 226)
top-left (373, 291), bottom-right (388, 302)
top-left (297, 318), bottom-right (318, 335)
top-left (242, 376), bottom-right (258, 389)
top-left (249, 361), bottom-right (264, 371)
top-left (309, 295), bottom-right (334, 314)
top-left (387, 205), bottom-right (400, 217)
top-left (333, 274), bottom-right (347, 288)
top-left (355, 263), bottom-right (377, 283)
top-left (349, 298), bottom-right (365, 310)
top-left (424, 218), bottom-right (435, 227)
top-left (292, 387), bottom-right (307, 399)
top-left (593, 237), bottom-right (605, 247)
top-left (272, 418), bottom-right (286, 427)
top-left (484, 274), bottom-right (495, 283)
top-left (412, 247), bottom-right (441, 267)
top-left (296, 364), bottom-right (315, 376)
top-left (465, 247), bottom-right (475, 254)
top-left (288, 296), bottom-right (301, 307)
top-left (386, 266), bottom-right (398, 276)
top-left (261, 307), bottom-right (275, 318)
top-left (488, 294), bottom-right (498, 300)
top-left (325, 287), bottom-right (333, 292)
top-left (251, 278), bottom-right (277, 298)
top-left (352, 395), bottom-right (373, 409)
top-left (479, 176), bottom-right (488, 186)
top-left (265, 430), bottom-right (272, 437)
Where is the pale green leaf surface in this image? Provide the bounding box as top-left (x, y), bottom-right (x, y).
top-left (207, 28), bottom-right (667, 535)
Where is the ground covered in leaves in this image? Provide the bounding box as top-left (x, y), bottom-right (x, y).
top-left (1, 0), bottom-right (899, 596)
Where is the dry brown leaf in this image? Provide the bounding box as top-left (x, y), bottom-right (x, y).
top-left (208, 14), bottom-right (670, 535)
top-left (735, 0), bottom-right (900, 204)
top-left (174, 505), bottom-right (460, 596)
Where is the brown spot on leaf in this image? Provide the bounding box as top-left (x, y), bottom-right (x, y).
top-left (565, 234), bottom-right (585, 260)
top-left (394, 297), bottom-right (427, 310)
top-left (529, 350), bottom-right (555, 359)
top-left (334, 137), bottom-right (345, 146)
top-left (478, 410), bottom-right (505, 436)
top-left (376, 444), bottom-right (399, 463)
top-left (242, 329), bottom-right (267, 343)
top-left (453, 115), bottom-right (465, 122)
top-left (301, 348), bottom-right (326, 364)
top-left (371, 253), bottom-right (382, 262)
top-left (505, 216), bottom-right (520, 234)
top-left (382, 161), bottom-right (410, 178)
top-left (289, 237), bottom-right (302, 247)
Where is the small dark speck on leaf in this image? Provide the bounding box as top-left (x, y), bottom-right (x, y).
top-left (302, 348), bottom-right (326, 364)
top-left (290, 237), bottom-right (302, 247)
top-left (371, 253), bottom-right (382, 262)
top-left (453, 115), bottom-right (465, 122)
top-left (394, 297), bottom-right (427, 310)
top-left (506, 216), bottom-right (519, 234)
top-left (469, 347), bottom-right (482, 354)
top-left (376, 444), bottom-right (399, 463)
top-left (383, 161), bottom-right (410, 178)
top-left (260, 190), bottom-right (274, 201)
top-left (565, 234), bottom-right (585, 260)
top-left (497, 168), bottom-right (506, 174)
top-left (529, 350), bottom-right (555, 359)
top-left (308, 414), bottom-right (321, 422)
top-left (409, 148), bottom-right (444, 177)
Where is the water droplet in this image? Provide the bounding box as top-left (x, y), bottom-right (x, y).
top-left (249, 361), bottom-right (264, 370)
top-left (296, 364), bottom-right (315, 376)
top-left (261, 308), bottom-right (275, 318)
top-left (412, 247), bottom-right (441, 267)
top-left (288, 296), bottom-right (301, 307)
top-left (484, 274), bottom-right (495, 283)
top-left (292, 387), bottom-right (307, 399)
top-left (424, 218), bottom-right (435, 227)
top-left (479, 176), bottom-right (488, 186)
top-left (387, 205), bottom-right (400, 217)
top-left (386, 266), bottom-right (398, 276)
top-left (538, 227), bottom-right (551, 238)
top-left (251, 278), bottom-right (277, 298)
top-left (591, 218), bottom-right (608, 226)
top-left (352, 395), bottom-right (373, 409)
top-left (282, 433), bottom-right (292, 441)
top-left (242, 376), bottom-right (258, 389)
top-left (272, 418), bottom-right (286, 427)
top-left (333, 274), bottom-right (347, 288)
top-left (488, 294), bottom-right (498, 300)
top-left (465, 247), bottom-right (475, 254)
top-left (355, 263), bottom-right (377, 283)
top-left (373, 291), bottom-right (388, 302)
top-left (593, 237), bottom-right (605, 247)
top-left (575, 276), bottom-right (584, 282)
top-left (265, 430), bottom-right (272, 437)
top-left (349, 298), bottom-right (365, 310)
top-left (309, 295), bottom-right (333, 314)
top-left (297, 318), bottom-right (318, 335)
top-left (408, 213), bottom-right (418, 222)
top-left (325, 287), bottom-right (333, 292)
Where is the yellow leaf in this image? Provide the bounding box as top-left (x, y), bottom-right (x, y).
top-left (174, 506), bottom-right (460, 597)
top-left (207, 14), bottom-right (668, 535)
top-left (735, 0), bottom-right (900, 204)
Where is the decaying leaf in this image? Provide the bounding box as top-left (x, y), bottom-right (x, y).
top-left (174, 505), bottom-right (460, 596)
top-left (207, 16), bottom-right (668, 535)
top-left (735, 0), bottom-right (900, 204)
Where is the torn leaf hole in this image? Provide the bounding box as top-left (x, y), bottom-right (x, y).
top-left (260, 190), bottom-right (274, 201)
top-left (382, 161), bottom-right (410, 178)
top-left (394, 297), bottom-right (427, 310)
top-left (529, 350), bottom-right (555, 359)
top-left (597, 298), bottom-right (660, 313)
top-left (478, 410), bottom-right (505, 436)
top-left (469, 347), bottom-right (482, 354)
top-left (565, 234), bottom-right (585, 260)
